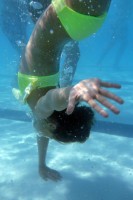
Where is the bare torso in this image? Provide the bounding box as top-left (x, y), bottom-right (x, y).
top-left (20, 5), bottom-right (70, 76)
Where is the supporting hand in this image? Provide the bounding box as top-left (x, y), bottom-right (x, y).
top-left (39, 165), bottom-right (62, 182)
top-left (66, 78), bottom-right (124, 117)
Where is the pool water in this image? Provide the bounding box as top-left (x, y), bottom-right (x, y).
top-left (0, 0), bottom-right (133, 199)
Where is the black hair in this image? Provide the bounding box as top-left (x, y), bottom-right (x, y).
top-left (48, 104), bottom-right (94, 143)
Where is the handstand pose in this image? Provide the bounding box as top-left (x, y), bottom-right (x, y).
top-left (14, 0), bottom-right (124, 181)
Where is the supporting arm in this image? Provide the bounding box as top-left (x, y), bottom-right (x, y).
top-left (37, 135), bottom-right (62, 181)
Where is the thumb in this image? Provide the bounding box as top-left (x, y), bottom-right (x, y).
top-left (66, 99), bottom-right (76, 115)
top-left (66, 105), bottom-right (75, 115)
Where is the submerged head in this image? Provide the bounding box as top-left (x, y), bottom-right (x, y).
top-left (34, 104), bottom-right (94, 143)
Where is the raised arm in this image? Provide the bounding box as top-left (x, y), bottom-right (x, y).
top-left (35, 78), bottom-right (124, 119)
top-left (35, 86), bottom-right (72, 119)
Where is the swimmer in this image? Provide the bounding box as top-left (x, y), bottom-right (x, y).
top-left (15, 0), bottom-right (124, 181)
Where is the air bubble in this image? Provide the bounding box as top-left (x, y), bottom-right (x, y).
top-left (50, 29), bottom-right (54, 34)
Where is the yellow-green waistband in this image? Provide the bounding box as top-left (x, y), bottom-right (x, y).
top-left (13, 72), bottom-right (59, 103)
top-left (18, 72), bottom-right (59, 94)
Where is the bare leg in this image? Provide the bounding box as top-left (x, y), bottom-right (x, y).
top-left (60, 41), bottom-right (80, 87)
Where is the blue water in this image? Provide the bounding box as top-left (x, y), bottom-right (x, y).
top-left (0, 0), bottom-right (133, 199)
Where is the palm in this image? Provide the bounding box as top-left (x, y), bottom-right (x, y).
top-left (66, 78), bottom-right (124, 117)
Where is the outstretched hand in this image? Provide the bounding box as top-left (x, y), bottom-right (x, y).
top-left (66, 78), bottom-right (124, 117)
